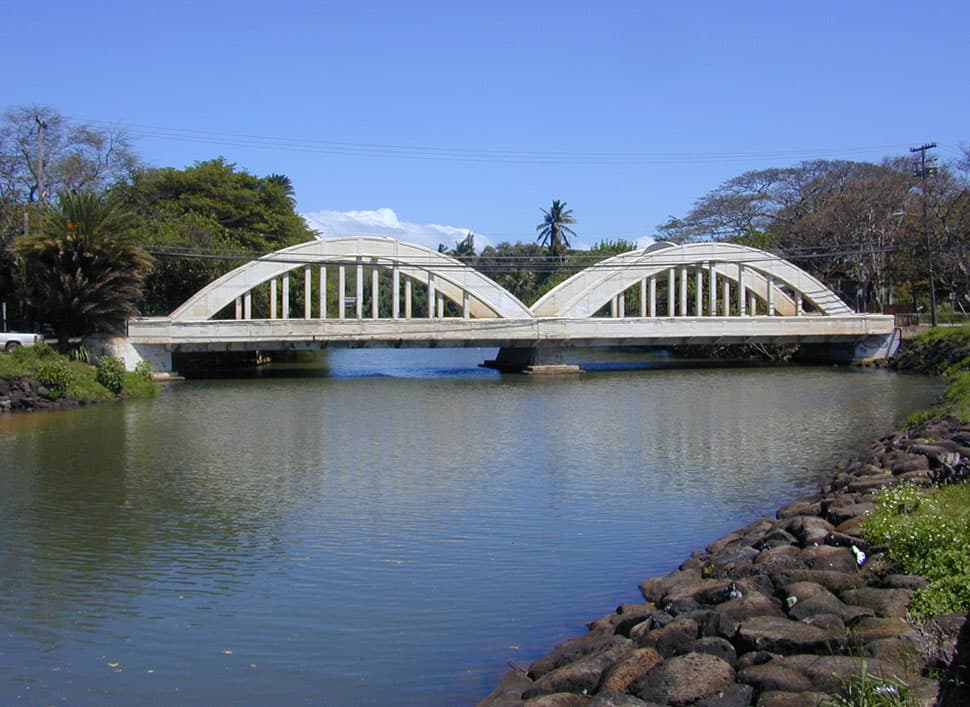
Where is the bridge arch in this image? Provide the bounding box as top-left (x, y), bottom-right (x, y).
top-left (531, 241), bottom-right (852, 318)
top-left (169, 236), bottom-right (534, 322)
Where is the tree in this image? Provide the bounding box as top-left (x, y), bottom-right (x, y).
top-left (118, 158), bottom-right (316, 314)
top-left (438, 232), bottom-right (476, 258)
top-left (536, 200), bottom-right (577, 259)
top-left (0, 106), bottom-right (139, 322)
top-left (15, 191), bottom-right (152, 347)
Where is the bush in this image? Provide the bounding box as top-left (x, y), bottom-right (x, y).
top-left (95, 356), bottom-right (127, 394)
top-left (863, 483), bottom-right (970, 619)
top-left (36, 358), bottom-right (75, 397)
top-left (134, 360), bottom-right (153, 380)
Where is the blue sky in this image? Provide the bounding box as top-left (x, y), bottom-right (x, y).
top-left (4, 1), bottom-right (967, 251)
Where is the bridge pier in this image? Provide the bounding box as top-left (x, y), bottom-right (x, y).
top-left (481, 345), bottom-right (583, 375)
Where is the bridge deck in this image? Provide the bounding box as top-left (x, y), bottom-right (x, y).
top-left (128, 314), bottom-right (896, 351)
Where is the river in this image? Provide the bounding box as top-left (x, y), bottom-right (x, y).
top-left (0, 350), bottom-right (941, 705)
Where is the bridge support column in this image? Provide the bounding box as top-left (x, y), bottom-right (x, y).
top-left (482, 345), bottom-right (582, 375)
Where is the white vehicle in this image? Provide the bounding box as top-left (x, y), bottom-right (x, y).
top-left (2, 332), bottom-right (43, 352)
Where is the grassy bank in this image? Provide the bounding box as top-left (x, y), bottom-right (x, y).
top-left (0, 343), bottom-right (157, 403)
top-left (863, 327), bottom-right (970, 621)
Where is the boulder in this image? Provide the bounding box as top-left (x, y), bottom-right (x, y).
top-left (738, 662), bottom-right (815, 693)
top-left (693, 682), bottom-right (754, 707)
top-left (523, 640), bottom-right (633, 699)
top-left (635, 616), bottom-right (698, 657)
top-left (528, 634), bottom-right (632, 680)
top-left (715, 592), bottom-right (785, 638)
top-left (631, 652), bottom-right (735, 706)
top-left (691, 636), bottom-right (738, 668)
top-left (754, 690), bottom-right (829, 706)
top-left (840, 587), bottom-right (912, 619)
top-left (735, 616), bottom-right (841, 654)
top-left (587, 690), bottom-right (653, 706)
top-left (595, 647), bottom-right (663, 693)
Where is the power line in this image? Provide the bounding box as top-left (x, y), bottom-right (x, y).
top-left (80, 117), bottom-right (914, 167)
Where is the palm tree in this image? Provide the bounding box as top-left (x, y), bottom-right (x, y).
top-left (16, 190), bottom-right (152, 348)
top-left (536, 200), bottom-right (577, 260)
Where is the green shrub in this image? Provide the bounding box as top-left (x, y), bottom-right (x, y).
top-left (863, 484), bottom-right (970, 619)
top-left (95, 356), bottom-right (126, 394)
top-left (36, 358), bottom-right (75, 397)
top-left (134, 360), bottom-right (153, 380)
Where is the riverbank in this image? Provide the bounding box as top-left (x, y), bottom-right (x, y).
top-left (480, 330), bottom-right (970, 706)
top-left (0, 344), bottom-right (157, 412)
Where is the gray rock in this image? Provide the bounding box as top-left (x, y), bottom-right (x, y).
top-left (840, 587), bottom-right (912, 618)
top-left (477, 669), bottom-right (532, 706)
top-left (715, 591), bottom-right (784, 637)
top-left (691, 636), bottom-right (738, 668)
top-left (595, 647), bottom-right (663, 693)
top-left (528, 634), bottom-right (632, 680)
top-left (588, 690), bottom-right (652, 706)
top-left (754, 690), bottom-right (829, 706)
top-left (635, 616), bottom-right (698, 657)
top-left (631, 652), bottom-right (735, 706)
top-left (736, 616), bottom-right (841, 654)
top-left (523, 640), bottom-right (633, 699)
top-left (693, 682), bottom-right (754, 707)
top-left (738, 661), bottom-right (815, 693)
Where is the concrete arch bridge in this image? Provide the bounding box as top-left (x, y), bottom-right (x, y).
top-left (124, 237), bottom-right (899, 373)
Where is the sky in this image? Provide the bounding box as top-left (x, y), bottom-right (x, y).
top-left (3, 1), bottom-right (968, 252)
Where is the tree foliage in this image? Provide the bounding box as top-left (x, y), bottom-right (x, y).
top-left (658, 155), bottom-right (970, 313)
top-left (1, 106), bottom-right (139, 319)
top-left (15, 191), bottom-right (152, 345)
top-left (536, 199), bottom-right (577, 259)
top-left (118, 158), bottom-right (316, 314)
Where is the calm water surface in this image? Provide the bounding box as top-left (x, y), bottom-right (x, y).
top-left (0, 351), bottom-right (941, 705)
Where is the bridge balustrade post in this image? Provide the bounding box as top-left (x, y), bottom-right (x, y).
top-left (436, 294), bottom-right (444, 318)
top-left (392, 264), bottom-right (400, 319)
top-left (270, 278), bottom-right (278, 319)
top-left (738, 265), bottom-right (746, 316)
top-left (709, 264), bottom-right (717, 316)
top-left (722, 279), bottom-right (730, 317)
top-left (667, 269), bottom-right (675, 316)
top-left (405, 279), bottom-right (413, 318)
top-left (610, 296), bottom-right (617, 318)
top-left (649, 276), bottom-right (657, 317)
top-left (338, 265), bottom-right (346, 319)
top-left (748, 293), bottom-right (757, 317)
top-left (355, 258), bottom-right (363, 319)
top-left (796, 293), bottom-right (803, 316)
top-left (319, 266), bottom-right (327, 319)
top-left (244, 292), bottom-right (252, 319)
top-left (235, 297), bottom-right (242, 320)
top-left (427, 273), bottom-right (435, 319)
top-left (695, 266), bottom-right (703, 316)
top-left (305, 266), bottom-right (312, 319)
top-left (463, 292), bottom-right (470, 319)
top-left (640, 278), bottom-right (647, 317)
top-left (282, 274), bottom-right (290, 319)
top-left (767, 276), bottom-right (775, 317)
top-left (371, 259), bottom-right (379, 319)
top-left (679, 266), bottom-right (688, 316)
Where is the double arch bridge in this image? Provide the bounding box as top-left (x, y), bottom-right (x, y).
top-left (126, 237), bottom-right (898, 373)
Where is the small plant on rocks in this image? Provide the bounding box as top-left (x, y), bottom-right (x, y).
top-left (822, 660), bottom-right (910, 706)
top-left (95, 356), bottom-right (126, 394)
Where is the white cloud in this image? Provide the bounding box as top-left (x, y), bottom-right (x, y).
top-left (302, 208), bottom-right (491, 252)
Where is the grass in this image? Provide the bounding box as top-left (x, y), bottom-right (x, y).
top-left (0, 344), bottom-right (157, 402)
top-left (822, 660), bottom-right (911, 707)
top-left (863, 483), bottom-right (970, 619)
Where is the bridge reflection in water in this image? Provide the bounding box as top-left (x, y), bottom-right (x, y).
top-left (125, 237), bottom-right (899, 373)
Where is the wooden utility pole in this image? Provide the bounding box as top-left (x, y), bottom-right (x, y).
top-left (910, 142), bottom-right (937, 327)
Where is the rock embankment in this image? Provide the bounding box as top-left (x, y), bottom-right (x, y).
top-left (0, 377), bottom-right (81, 412)
top-left (480, 414), bottom-right (970, 706)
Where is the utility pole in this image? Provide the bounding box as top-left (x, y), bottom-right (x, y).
top-left (911, 142), bottom-right (937, 327)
